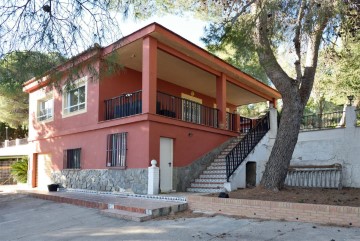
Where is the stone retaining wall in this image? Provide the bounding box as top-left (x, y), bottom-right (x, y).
top-left (188, 195), bottom-right (360, 227)
top-left (52, 169), bottom-right (148, 194)
top-left (173, 139), bottom-right (233, 191)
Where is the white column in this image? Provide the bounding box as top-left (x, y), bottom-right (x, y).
top-left (147, 159), bottom-right (159, 195)
top-left (345, 106), bottom-right (356, 128)
top-left (269, 107), bottom-right (278, 139)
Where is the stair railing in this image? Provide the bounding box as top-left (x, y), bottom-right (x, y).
top-left (225, 112), bottom-right (270, 181)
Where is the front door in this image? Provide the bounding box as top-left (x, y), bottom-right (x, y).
top-left (160, 137), bottom-right (173, 193)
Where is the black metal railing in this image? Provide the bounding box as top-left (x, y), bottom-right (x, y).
top-left (157, 92), bottom-right (219, 128)
top-left (105, 90), bottom-right (142, 120)
top-left (240, 116), bottom-right (254, 133)
top-left (300, 111), bottom-right (345, 131)
top-left (356, 109), bottom-right (360, 127)
top-left (225, 112), bottom-right (270, 181)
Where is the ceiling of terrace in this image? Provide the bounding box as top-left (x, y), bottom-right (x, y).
top-left (105, 39), bottom-right (267, 106)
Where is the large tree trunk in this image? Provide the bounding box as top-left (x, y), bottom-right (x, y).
top-left (260, 94), bottom-right (304, 190)
top-left (251, 0), bottom-right (331, 191)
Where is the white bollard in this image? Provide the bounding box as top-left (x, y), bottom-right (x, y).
top-left (147, 159), bottom-right (159, 195)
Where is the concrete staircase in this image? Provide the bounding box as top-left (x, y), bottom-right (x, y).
top-left (187, 135), bottom-right (244, 193)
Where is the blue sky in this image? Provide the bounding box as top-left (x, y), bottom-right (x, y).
top-left (119, 14), bottom-right (208, 48)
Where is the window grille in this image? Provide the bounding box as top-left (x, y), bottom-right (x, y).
top-left (64, 148), bottom-right (81, 169)
top-left (106, 132), bottom-right (127, 167)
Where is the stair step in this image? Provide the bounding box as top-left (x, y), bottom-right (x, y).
top-left (101, 209), bottom-right (152, 222)
top-left (203, 170), bottom-right (226, 175)
top-left (191, 183), bottom-right (224, 188)
top-left (199, 174), bottom-right (226, 179)
top-left (213, 158), bottom-right (225, 162)
top-left (187, 187), bottom-right (224, 193)
top-left (211, 162), bottom-right (226, 166)
top-left (194, 178), bottom-right (226, 183)
top-left (208, 165), bottom-right (226, 170)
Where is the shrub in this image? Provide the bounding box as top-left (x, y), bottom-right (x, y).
top-left (10, 157), bottom-right (28, 183)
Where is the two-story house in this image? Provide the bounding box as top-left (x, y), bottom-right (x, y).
top-left (23, 23), bottom-right (280, 194)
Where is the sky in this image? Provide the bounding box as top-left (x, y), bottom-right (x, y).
top-left (118, 14), bottom-right (208, 48)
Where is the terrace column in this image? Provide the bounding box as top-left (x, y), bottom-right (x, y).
top-left (142, 36), bottom-right (158, 114)
top-left (216, 73), bottom-right (227, 129)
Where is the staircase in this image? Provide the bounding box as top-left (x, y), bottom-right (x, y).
top-left (187, 112), bottom-right (271, 193)
top-left (186, 135), bottom-right (244, 193)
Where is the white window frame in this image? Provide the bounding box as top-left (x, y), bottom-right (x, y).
top-left (37, 92), bottom-right (54, 123)
top-left (62, 76), bottom-right (87, 118)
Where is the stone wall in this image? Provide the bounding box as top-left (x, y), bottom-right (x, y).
top-left (173, 138), bottom-right (233, 192)
top-left (229, 106), bottom-right (360, 189)
top-left (52, 168), bottom-right (148, 194)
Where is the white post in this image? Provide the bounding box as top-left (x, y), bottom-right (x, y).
top-left (147, 159), bottom-right (159, 195)
top-left (345, 106), bottom-right (356, 128)
top-left (4, 140), bottom-right (9, 147)
top-left (269, 107), bottom-right (278, 139)
top-left (15, 138), bottom-right (21, 146)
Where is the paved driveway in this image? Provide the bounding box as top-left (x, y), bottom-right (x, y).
top-left (0, 193), bottom-right (359, 241)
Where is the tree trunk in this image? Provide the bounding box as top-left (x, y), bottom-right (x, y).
top-left (260, 93), bottom-right (304, 191)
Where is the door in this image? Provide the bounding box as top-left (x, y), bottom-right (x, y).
top-left (160, 137), bottom-right (173, 193)
top-left (37, 154), bottom-right (53, 190)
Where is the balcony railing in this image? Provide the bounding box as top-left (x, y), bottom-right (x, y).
top-left (104, 90), bottom-right (261, 132)
top-left (0, 138), bottom-right (28, 149)
top-left (225, 112), bottom-right (270, 181)
top-left (300, 111), bottom-right (345, 131)
top-left (104, 90), bottom-right (142, 120)
top-left (157, 92), bottom-right (219, 128)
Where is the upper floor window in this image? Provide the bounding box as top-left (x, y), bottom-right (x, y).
top-left (62, 77), bottom-right (87, 117)
top-left (37, 93), bottom-right (53, 122)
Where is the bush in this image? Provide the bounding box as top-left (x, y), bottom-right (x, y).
top-left (10, 157), bottom-right (28, 183)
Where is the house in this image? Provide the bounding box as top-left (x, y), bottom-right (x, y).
top-left (22, 23), bottom-right (281, 194)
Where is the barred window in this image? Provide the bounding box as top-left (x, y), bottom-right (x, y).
top-left (106, 132), bottom-right (127, 167)
top-left (64, 148), bottom-right (81, 169)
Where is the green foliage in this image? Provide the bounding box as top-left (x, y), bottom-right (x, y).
top-left (0, 122), bottom-right (27, 142)
top-left (10, 158), bottom-right (28, 183)
top-left (238, 102), bottom-right (269, 118)
top-left (0, 51), bottom-right (65, 128)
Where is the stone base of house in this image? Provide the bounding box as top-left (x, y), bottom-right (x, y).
top-left (52, 169), bottom-right (148, 194)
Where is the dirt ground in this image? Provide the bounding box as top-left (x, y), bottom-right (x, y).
top-left (207, 186), bottom-right (360, 207)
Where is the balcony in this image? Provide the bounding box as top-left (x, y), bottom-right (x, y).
top-left (104, 90), bottom-right (261, 133)
top-left (104, 91), bottom-right (142, 120)
top-left (156, 92), bottom-right (218, 128)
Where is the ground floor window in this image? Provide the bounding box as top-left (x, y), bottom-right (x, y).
top-left (106, 132), bottom-right (127, 167)
top-left (64, 148), bottom-right (81, 169)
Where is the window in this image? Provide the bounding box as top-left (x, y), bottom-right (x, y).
top-left (64, 148), bottom-right (81, 169)
top-left (106, 132), bottom-right (127, 167)
top-left (37, 97), bottom-right (53, 122)
top-left (63, 77), bottom-right (87, 116)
